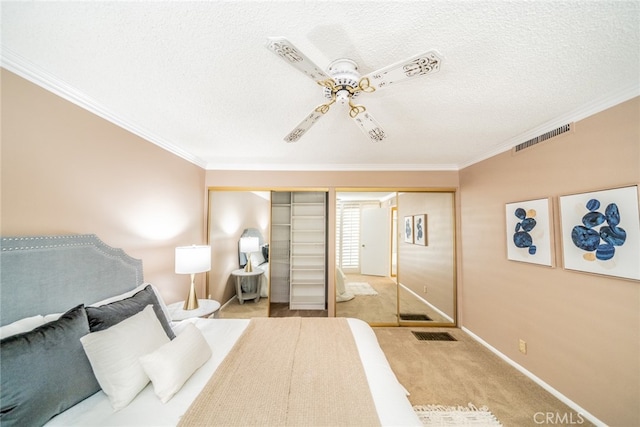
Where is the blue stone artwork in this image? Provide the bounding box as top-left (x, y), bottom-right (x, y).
top-left (415, 217), bottom-right (423, 241)
top-left (513, 208), bottom-right (537, 255)
top-left (571, 198), bottom-right (627, 261)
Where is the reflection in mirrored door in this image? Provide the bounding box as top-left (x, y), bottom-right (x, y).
top-left (397, 191), bottom-right (456, 326)
top-left (335, 191), bottom-right (398, 325)
top-left (208, 190), bottom-right (270, 319)
top-left (335, 190), bottom-right (456, 326)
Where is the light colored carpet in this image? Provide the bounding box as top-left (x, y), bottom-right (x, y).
top-left (336, 274), bottom-right (449, 324)
top-left (375, 327), bottom-right (592, 427)
top-left (345, 282), bottom-right (378, 295)
top-left (413, 403), bottom-right (502, 426)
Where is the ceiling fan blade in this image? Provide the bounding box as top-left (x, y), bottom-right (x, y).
top-left (266, 37), bottom-right (329, 83)
top-left (284, 108), bottom-right (327, 142)
top-left (351, 111), bottom-right (387, 143)
top-left (361, 50), bottom-right (442, 91)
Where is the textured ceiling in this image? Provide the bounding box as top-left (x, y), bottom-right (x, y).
top-left (2, 1), bottom-right (639, 171)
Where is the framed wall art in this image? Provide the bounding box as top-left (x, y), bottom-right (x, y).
top-left (559, 185), bottom-right (640, 280)
top-left (413, 214), bottom-right (428, 246)
top-left (404, 216), bottom-right (414, 243)
top-left (505, 198), bottom-right (553, 266)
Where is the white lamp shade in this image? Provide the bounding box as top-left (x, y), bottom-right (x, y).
top-left (175, 245), bottom-right (211, 274)
top-left (239, 236), bottom-right (259, 253)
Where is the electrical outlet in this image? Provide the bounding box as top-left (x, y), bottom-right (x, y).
top-left (518, 339), bottom-right (527, 354)
top-left (423, 286), bottom-right (427, 293)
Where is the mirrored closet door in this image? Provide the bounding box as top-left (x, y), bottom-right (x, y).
top-left (208, 189), bottom-right (271, 319)
top-left (396, 191), bottom-right (456, 326)
top-left (335, 190), bottom-right (456, 326)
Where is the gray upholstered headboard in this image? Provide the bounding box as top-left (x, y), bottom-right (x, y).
top-left (0, 234), bottom-right (143, 326)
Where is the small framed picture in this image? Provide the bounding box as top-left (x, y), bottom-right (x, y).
top-left (505, 198), bottom-right (553, 266)
top-left (404, 216), bottom-right (414, 243)
top-left (413, 214), bottom-right (427, 246)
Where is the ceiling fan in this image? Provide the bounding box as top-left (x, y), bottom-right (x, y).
top-left (265, 37), bottom-right (442, 143)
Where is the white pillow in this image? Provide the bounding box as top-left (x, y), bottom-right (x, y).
top-left (43, 313), bottom-right (62, 323)
top-left (249, 250), bottom-right (265, 267)
top-left (139, 322), bottom-right (212, 403)
top-left (80, 305), bottom-right (170, 410)
top-left (0, 315), bottom-right (45, 339)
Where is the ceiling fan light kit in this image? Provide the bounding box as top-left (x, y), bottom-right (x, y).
top-left (265, 37), bottom-right (442, 144)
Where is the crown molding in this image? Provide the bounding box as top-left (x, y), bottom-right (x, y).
top-left (457, 82), bottom-right (640, 170)
top-left (203, 162), bottom-right (460, 172)
top-left (1, 47), bottom-right (208, 169)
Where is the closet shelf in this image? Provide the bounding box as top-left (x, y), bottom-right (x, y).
top-left (272, 191), bottom-right (327, 310)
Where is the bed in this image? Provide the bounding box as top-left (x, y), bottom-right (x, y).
top-left (0, 234), bottom-right (421, 426)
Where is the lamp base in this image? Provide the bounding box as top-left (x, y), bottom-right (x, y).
top-left (183, 273), bottom-right (199, 310)
top-left (244, 255), bottom-right (253, 272)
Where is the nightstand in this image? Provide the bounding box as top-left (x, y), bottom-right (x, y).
top-left (231, 268), bottom-right (264, 304)
top-left (167, 299), bottom-right (221, 321)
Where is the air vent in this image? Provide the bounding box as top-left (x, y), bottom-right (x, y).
top-left (400, 313), bottom-right (432, 321)
top-left (513, 123), bottom-right (573, 153)
top-left (411, 331), bottom-right (457, 341)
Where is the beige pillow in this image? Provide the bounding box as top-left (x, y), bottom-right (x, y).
top-left (139, 322), bottom-right (212, 403)
top-left (80, 305), bottom-right (170, 410)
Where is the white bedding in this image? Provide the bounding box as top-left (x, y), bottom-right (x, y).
top-left (47, 317), bottom-right (420, 426)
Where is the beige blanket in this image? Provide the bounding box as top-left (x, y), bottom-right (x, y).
top-left (178, 317), bottom-right (381, 426)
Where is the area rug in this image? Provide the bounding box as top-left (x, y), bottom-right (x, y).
top-left (345, 282), bottom-right (378, 296)
top-left (413, 403), bottom-right (502, 426)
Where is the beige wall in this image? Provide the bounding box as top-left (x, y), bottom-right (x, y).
top-left (1, 69), bottom-right (207, 304)
top-left (459, 97), bottom-right (640, 426)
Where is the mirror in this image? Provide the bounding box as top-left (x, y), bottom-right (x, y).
top-left (335, 190), bottom-right (456, 326)
top-left (335, 191), bottom-right (398, 324)
top-left (397, 191), bottom-right (456, 325)
top-left (207, 190), bottom-right (270, 319)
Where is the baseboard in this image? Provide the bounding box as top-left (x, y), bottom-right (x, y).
top-left (219, 295), bottom-right (237, 310)
top-left (399, 283), bottom-right (454, 323)
top-left (461, 326), bottom-right (606, 427)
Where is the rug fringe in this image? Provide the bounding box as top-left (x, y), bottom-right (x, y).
top-left (413, 402), bottom-right (502, 426)
top-left (413, 402), bottom-right (489, 412)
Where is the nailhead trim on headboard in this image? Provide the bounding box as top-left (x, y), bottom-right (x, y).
top-left (0, 234), bottom-right (144, 325)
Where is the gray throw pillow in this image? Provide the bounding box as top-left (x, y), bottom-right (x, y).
top-left (85, 284), bottom-right (175, 339)
top-left (0, 304), bottom-right (100, 427)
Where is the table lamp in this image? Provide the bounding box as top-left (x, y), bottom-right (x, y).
top-left (239, 236), bottom-right (259, 272)
top-left (175, 245), bottom-right (211, 310)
